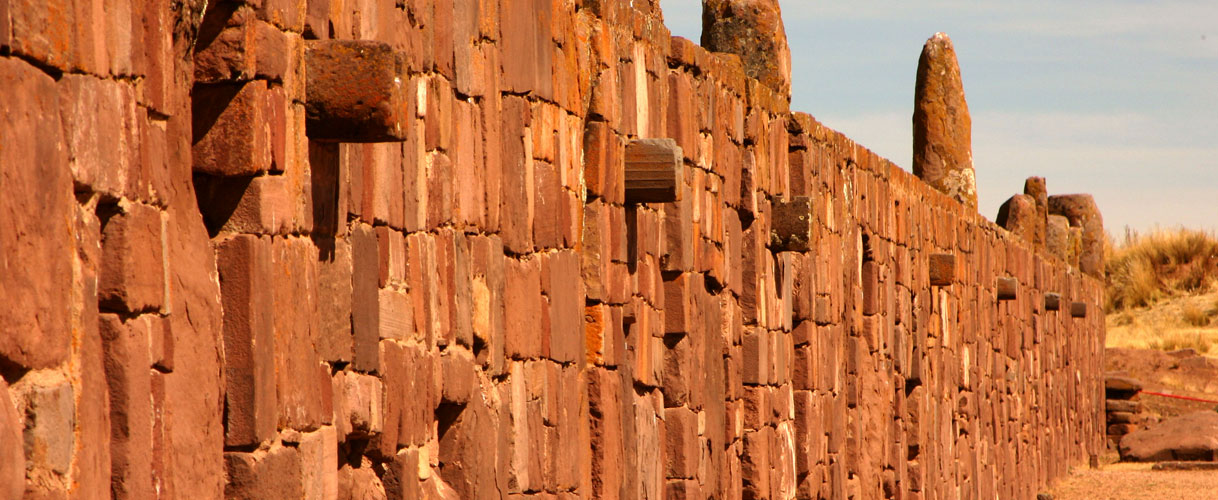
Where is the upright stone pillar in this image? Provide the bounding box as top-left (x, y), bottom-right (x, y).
top-left (701, 0), bottom-right (792, 97)
top-left (1023, 177), bottom-right (1049, 248)
top-left (1048, 194), bottom-right (1105, 277)
top-left (913, 32), bottom-right (977, 209)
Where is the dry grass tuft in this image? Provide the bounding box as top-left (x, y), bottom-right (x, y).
top-left (1147, 331), bottom-right (1214, 353)
top-left (1105, 228), bottom-right (1218, 312)
top-left (1181, 302), bottom-right (1212, 327)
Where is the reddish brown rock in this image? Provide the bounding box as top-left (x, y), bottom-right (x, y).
top-left (100, 201), bottom-right (167, 314)
top-left (192, 80), bottom-right (273, 176)
top-left (1119, 411), bottom-right (1218, 461)
top-left (701, 0), bottom-right (792, 97)
top-left (1048, 194), bottom-right (1105, 277)
top-left (1046, 214), bottom-right (1070, 260)
top-left (99, 315), bottom-right (154, 500)
top-left (1023, 177), bottom-right (1049, 248)
top-left (996, 193), bottom-right (1037, 243)
top-left (0, 57), bottom-right (73, 371)
top-left (305, 40), bottom-right (408, 142)
top-left (0, 378), bottom-right (21, 500)
top-left (913, 32), bottom-right (977, 209)
top-left (216, 235), bottom-right (278, 447)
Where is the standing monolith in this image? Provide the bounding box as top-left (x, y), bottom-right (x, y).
top-left (1023, 177), bottom-right (1049, 249)
top-left (913, 32), bottom-right (977, 209)
top-left (1048, 194), bottom-right (1105, 277)
top-left (702, 0), bottom-right (792, 97)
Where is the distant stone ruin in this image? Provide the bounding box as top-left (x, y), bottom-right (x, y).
top-left (0, 1), bottom-right (1105, 499)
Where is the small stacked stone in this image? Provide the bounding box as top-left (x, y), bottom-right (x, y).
top-left (1105, 374), bottom-right (1145, 448)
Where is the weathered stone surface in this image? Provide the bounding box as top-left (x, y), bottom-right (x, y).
top-left (1120, 411), bottom-right (1218, 461)
top-left (929, 253), bottom-right (955, 286)
top-left (996, 194), bottom-right (1037, 243)
top-left (0, 378), bottom-right (25, 500)
top-left (624, 139), bottom-right (683, 204)
top-left (217, 235), bottom-right (278, 447)
top-left (1048, 194), bottom-right (1105, 277)
top-left (913, 32), bottom-right (976, 209)
top-left (1023, 177), bottom-right (1049, 248)
top-left (100, 201), bottom-right (167, 313)
top-left (1046, 214), bottom-right (1071, 260)
top-left (771, 196), bottom-right (813, 252)
top-left (192, 80), bottom-right (273, 176)
top-left (0, 57), bottom-right (73, 370)
top-left (996, 277), bottom-right (1018, 301)
top-left (305, 40), bottom-right (408, 142)
top-left (701, 0), bottom-right (792, 97)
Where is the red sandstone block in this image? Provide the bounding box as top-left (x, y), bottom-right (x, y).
top-left (254, 21), bottom-right (290, 82)
top-left (194, 5), bottom-right (258, 83)
top-left (375, 226), bottom-right (406, 288)
top-left (193, 80), bottom-right (273, 176)
top-left (583, 120), bottom-right (624, 204)
top-left (305, 40), bottom-right (408, 142)
top-left (316, 236), bottom-right (353, 363)
top-left (58, 74), bottom-right (139, 198)
top-left (100, 201), bottom-right (166, 314)
top-left (271, 237), bottom-right (326, 431)
top-left (588, 368), bottom-right (623, 499)
top-left (505, 256), bottom-right (543, 360)
top-left (452, 99), bottom-right (486, 230)
top-left (741, 428), bottom-right (772, 498)
top-left (663, 272), bottom-right (694, 335)
top-left (500, 95), bottom-right (534, 253)
top-left (224, 445), bottom-right (304, 500)
top-left (533, 159), bottom-right (563, 250)
top-left (99, 314), bottom-right (154, 500)
top-left (441, 347), bottom-right (476, 405)
top-left (471, 235), bottom-right (506, 375)
top-left (216, 235), bottom-right (277, 447)
top-left (499, 0), bottom-right (553, 99)
top-left (662, 197), bottom-right (695, 273)
top-left (545, 250), bottom-right (584, 364)
top-left (742, 328), bottom-right (768, 385)
top-left (350, 223), bottom-right (381, 372)
top-left (664, 407), bottom-right (699, 480)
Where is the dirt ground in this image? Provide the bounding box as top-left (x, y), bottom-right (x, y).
top-left (1047, 460), bottom-right (1218, 500)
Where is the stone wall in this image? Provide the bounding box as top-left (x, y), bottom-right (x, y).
top-left (0, 1), bottom-right (1105, 499)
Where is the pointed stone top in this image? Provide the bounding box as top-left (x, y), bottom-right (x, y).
top-left (913, 31), bottom-right (976, 209)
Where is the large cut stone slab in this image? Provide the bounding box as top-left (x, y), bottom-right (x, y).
top-left (1120, 410), bottom-right (1218, 462)
top-left (913, 32), bottom-right (976, 209)
top-left (305, 40), bottom-right (408, 142)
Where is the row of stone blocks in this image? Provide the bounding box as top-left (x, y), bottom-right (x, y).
top-left (0, 0), bottom-right (1106, 499)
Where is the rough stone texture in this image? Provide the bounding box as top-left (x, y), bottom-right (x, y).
top-left (0, 2), bottom-right (1107, 499)
top-left (1024, 177), bottom-right (1049, 248)
top-left (1120, 411), bottom-right (1218, 462)
top-left (0, 56), bottom-right (73, 370)
top-left (1046, 214), bottom-right (1071, 260)
top-left (1048, 194), bottom-right (1105, 277)
top-left (1, 378), bottom-right (24, 500)
top-left (913, 32), bottom-right (977, 209)
top-left (996, 193), bottom-right (1038, 244)
top-left (701, 0), bottom-right (792, 98)
top-left (305, 40), bottom-right (408, 142)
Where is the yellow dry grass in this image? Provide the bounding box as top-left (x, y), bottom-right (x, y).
top-left (1104, 227), bottom-right (1218, 355)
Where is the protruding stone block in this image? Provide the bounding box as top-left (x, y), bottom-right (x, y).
top-left (701, 0), bottom-right (792, 97)
top-left (996, 194), bottom-right (1037, 243)
top-left (1044, 293), bottom-right (1062, 311)
top-left (624, 138), bottom-right (683, 204)
top-left (771, 196), bottom-right (814, 251)
top-left (913, 33), bottom-right (976, 209)
top-left (100, 202), bottom-right (167, 314)
top-left (996, 277), bottom-right (1018, 301)
top-left (1048, 194), bottom-right (1105, 277)
top-left (1071, 302), bottom-right (1088, 318)
top-left (928, 253), bottom-right (955, 286)
top-left (193, 80), bottom-right (274, 176)
top-left (305, 40), bottom-right (408, 142)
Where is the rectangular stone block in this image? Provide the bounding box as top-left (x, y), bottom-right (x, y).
top-left (1071, 302), bottom-right (1088, 318)
top-left (99, 314), bottom-right (153, 500)
top-left (664, 406), bottom-right (698, 480)
top-left (624, 138), bottom-right (683, 204)
top-left (545, 250), bottom-right (584, 364)
top-left (350, 223), bottom-right (380, 372)
top-left (100, 201), bottom-right (166, 314)
top-left (996, 277), bottom-right (1018, 301)
top-left (216, 235), bottom-right (277, 447)
top-left (193, 80), bottom-right (273, 176)
top-left (928, 253), bottom-right (955, 286)
top-left (1044, 292), bottom-right (1062, 311)
top-left (305, 40), bottom-right (408, 142)
top-left (771, 196), bottom-right (813, 251)
top-left (194, 6), bottom-right (258, 83)
top-left (861, 260), bottom-right (879, 317)
top-left (505, 256), bottom-right (543, 360)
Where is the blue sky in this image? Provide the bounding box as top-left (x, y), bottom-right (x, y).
top-left (659, 0), bottom-right (1218, 235)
